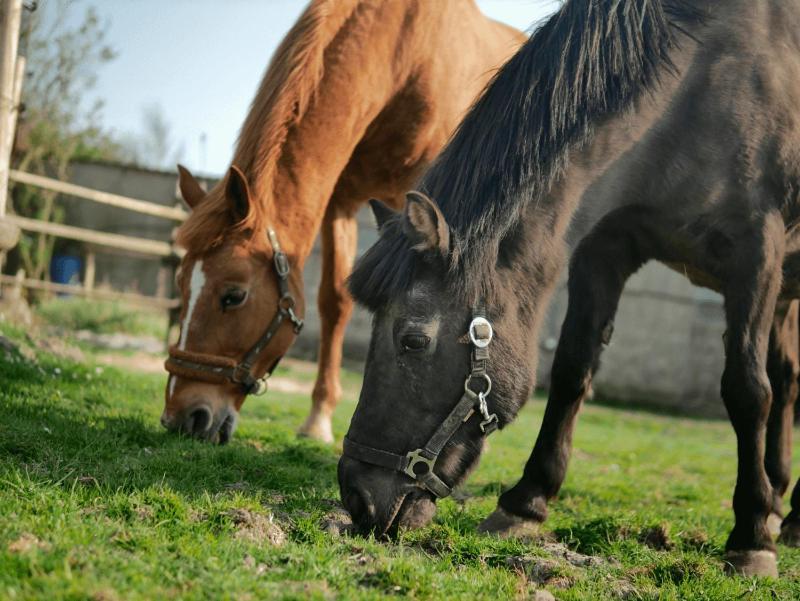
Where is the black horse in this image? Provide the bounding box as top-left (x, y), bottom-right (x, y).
top-left (338, 0), bottom-right (800, 578)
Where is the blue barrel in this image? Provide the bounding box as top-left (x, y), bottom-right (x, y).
top-left (50, 255), bottom-right (83, 287)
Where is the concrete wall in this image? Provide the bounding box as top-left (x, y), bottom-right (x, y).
top-left (59, 161), bottom-right (728, 416)
top-left (60, 161), bottom-right (214, 297)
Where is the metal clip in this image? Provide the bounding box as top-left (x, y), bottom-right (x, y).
top-left (404, 449), bottom-right (435, 479)
top-left (477, 391), bottom-right (498, 434)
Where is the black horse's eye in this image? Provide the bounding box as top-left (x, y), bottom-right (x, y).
top-left (401, 333), bottom-right (430, 352)
top-left (221, 288), bottom-right (248, 310)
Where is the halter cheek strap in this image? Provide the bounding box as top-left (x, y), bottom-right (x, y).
top-left (342, 305), bottom-right (499, 499)
top-left (164, 227), bottom-right (304, 396)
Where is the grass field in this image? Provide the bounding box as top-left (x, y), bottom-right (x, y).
top-left (2, 323), bottom-right (800, 600)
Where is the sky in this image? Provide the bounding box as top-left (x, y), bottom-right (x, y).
top-left (51, 0), bottom-right (560, 176)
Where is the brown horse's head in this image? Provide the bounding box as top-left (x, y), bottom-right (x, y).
top-left (338, 192), bottom-right (536, 535)
top-left (160, 165), bottom-right (304, 444)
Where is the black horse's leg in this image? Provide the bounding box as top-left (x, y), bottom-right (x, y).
top-left (479, 211), bottom-right (648, 536)
top-left (777, 301), bottom-right (800, 546)
top-left (764, 301), bottom-right (799, 536)
top-left (719, 214), bottom-right (784, 577)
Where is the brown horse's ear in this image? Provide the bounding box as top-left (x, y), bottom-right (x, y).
top-left (403, 190), bottom-right (449, 255)
top-left (224, 165), bottom-right (253, 224)
top-left (177, 164), bottom-right (206, 209)
top-left (369, 198), bottom-right (395, 229)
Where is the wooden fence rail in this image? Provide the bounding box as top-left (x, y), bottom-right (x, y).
top-left (8, 169), bottom-right (188, 221)
top-left (0, 273), bottom-right (179, 310)
top-left (1, 214), bottom-right (179, 258)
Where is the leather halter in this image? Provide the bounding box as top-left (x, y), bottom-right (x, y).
top-left (164, 228), bottom-right (304, 396)
top-left (342, 306), bottom-right (499, 498)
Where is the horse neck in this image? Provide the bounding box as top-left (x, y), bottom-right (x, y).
top-left (497, 59), bottom-right (694, 392)
top-left (234, 2), bottom-right (440, 265)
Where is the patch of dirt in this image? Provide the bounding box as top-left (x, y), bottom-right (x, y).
top-left (95, 351), bottom-right (164, 374)
top-left (74, 330), bottom-right (163, 354)
top-left (224, 508), bottom-right (286, 546)
top-left (638, 524), bottom-right (674, 551)
top-left (506, 556), bottom-right (566, 585)
top-left (36, 336), bottom-right (85, 362)
top-left (0, 334), bottom-right (36, 363)
top-left (7, 533), bottom-right (50, 553)
top-left (680, 529), bottom-right (709, 551)
top-left (243, 554), bottom-right (269, 576)
top-left (506, 541), bottom-right (610, 589)
top-left (268, 376), bottom-right (313, 395)
top-left (540, 541), bottom-right (608, 568)
top-left (320, 507), bottom-right (354, 537)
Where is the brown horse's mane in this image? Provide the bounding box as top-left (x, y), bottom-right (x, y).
top-left (176, 0), bottom-right (361, 252)
top-left (350, 0), bottom-right (706, 309)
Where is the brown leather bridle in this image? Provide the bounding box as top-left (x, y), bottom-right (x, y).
top-left (164, 228), bottom-right (304, 397)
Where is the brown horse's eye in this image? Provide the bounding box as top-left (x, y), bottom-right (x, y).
top-left (221, 288), bottom-right (248, 310)
top-left (401, 333), bottom-right (430, 352)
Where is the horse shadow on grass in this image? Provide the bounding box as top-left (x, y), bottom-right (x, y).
top-left (0, 388), bottom-right (341, 504)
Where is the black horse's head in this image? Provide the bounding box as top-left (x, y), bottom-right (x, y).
top-left (338, 192), bottom-right (538, 535)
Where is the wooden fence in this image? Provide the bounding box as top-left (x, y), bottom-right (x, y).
top-left (0, 0), bottom-right (188, 320)
top-left (0, 168), bottom-right (186, 311)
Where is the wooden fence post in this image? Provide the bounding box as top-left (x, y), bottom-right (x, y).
top-left (84, 249), bottom-right (96, 292)
top-left (0, 0), bottom-right (23, 218)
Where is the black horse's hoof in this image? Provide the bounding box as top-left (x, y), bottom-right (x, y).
top-left (778, 519), bottom-right (800, 547)
top-left (723, 550), bottom-right (778, 578)
top-left (477, 506), bottom-right (541, 539)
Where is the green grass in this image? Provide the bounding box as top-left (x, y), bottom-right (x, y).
top-left (35, 297), bottom-right (168, 339)
top-left (2, 324), bottom-right (800, 600)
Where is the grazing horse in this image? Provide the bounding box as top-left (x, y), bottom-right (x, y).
top-left (339, 0), bottom-right (800, 578)
top-left (159, 0), bottom-right (524, 443)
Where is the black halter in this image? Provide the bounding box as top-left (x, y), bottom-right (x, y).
top-left (165, 228), bottom-right (304, 396)
top-left (342, 306), bottom-right (499, 498)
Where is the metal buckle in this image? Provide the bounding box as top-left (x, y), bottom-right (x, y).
top-left (469, 316), bottom-right (493, 348)
top-left (232, 363), bottom-right (251, 385)
top-left (273, 251), bottom-right (290, 278)
top-left (404, 449), bottom-right (435, 480)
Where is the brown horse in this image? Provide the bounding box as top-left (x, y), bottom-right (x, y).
top-left (159, 0), bottom-right (524, 443)
top-left (340, 0), bottom-right (800, 578)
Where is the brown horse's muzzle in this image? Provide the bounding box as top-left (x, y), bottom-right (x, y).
top-left (161, 378), bottom-right (241, 444)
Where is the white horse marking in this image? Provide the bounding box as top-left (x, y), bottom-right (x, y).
top-left (169, 260), bottom-right (206, 399)
top-left (179, 260), bottom-right (206, 351)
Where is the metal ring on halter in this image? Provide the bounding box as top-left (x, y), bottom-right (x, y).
top-left (279, 293), bottom-right (295, 310)
top-left (464, 372), bottom-right (492, 396)
top-left (468, 316), bottom-right (493, 348)
top-left (250, 378), bottom-right (269, 396)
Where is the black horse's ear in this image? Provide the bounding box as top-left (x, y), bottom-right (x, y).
top-left (369, 198), bottom-right (395, 229)
top-left (403, 190), bottom-right (449, 256)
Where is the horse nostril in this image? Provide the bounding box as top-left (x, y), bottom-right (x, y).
top-left (346, 489), bottom-right (367, 522)
top-left (184, 406), bottom-right (213, 435)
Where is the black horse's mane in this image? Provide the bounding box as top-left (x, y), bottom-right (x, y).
top-left (350, 0), bottom-right (706, 310)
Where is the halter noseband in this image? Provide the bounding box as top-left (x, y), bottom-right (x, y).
top-left (164, 228), bottom-right (304, 396)
top-left (342, 306), bottom-right (499, 498)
